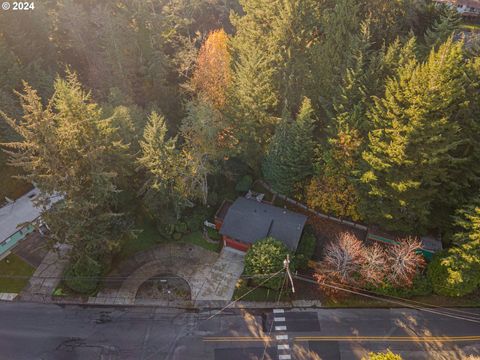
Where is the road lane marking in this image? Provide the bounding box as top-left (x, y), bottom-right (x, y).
top-left (275, 326), bottom-right (287, 331)
top-left (278, 355), bottom-right (291, 360)
top-left (295, 336), bottom-right (480, 342)
top-left (273, 309), bottom-right (284, 314)
top-left (278, 344), bottom-right (290, 350)
top-left (274, 317), bottom-right (286, 322)
top-left (203, 335), bottom-right (480, 343)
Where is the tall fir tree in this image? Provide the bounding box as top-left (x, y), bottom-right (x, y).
top-left (310, 0), bottom-right (361, 109)
top-left (307, 23), bottom-right (374, 221)
top-left (1, 72), bottom-right (134, 264)
top-left (361, 38), bottom-right (480, 233)
top-left (424, 5), bottom-right (461, 51)
top-left (228, 0), bottom-right (320, 170)
top-left (137, 111), bottom-right (190, 222)
top-left (262, 98), bottom-right (315, 196)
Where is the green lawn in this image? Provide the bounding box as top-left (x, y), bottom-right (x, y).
top-left (0, 254), bottom-right (34, 293)
top-left (181, 231), bottom-right (221, 253)
top-left (233, 283), bottom-right (290, 302)
top-left (114, 218), bottom-right (166, 264)
top-left (115, 219), bottom-right (221, 266)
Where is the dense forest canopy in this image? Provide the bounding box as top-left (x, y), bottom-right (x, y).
top-left (1, 0), bottom-right (479, 294)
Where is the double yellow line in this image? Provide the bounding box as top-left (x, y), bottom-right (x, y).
top-left (203, 336), bottom-right (272, 342)
top-left (203, 336), bottom-right (480, 343)
top-left (296, 336), bottom-right (480, 342)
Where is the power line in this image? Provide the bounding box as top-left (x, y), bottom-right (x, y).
top-left (294, 274), bottom-right (480, 325)
top-left (326, 280), bottom-right (480, 320)
top-left (0, 273), bottom-right (281, 281)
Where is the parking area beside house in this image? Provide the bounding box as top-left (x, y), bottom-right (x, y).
top-left (195, 247), bottom-right (245, 301)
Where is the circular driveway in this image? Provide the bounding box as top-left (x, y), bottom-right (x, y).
top-left (101, 243), bottom-right (218, 303)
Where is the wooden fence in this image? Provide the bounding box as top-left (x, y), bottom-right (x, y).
top-left (257, 180), bottom-right (368, 232)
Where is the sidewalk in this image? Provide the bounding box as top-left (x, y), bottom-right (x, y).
top-left (20, 244), bottom-right (70, 302)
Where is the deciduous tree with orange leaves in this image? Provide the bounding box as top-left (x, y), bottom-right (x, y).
top-left (191, 29), bottom-right (231, 109)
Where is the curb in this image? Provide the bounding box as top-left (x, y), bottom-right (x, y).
top-left (12, 296), bottom-right (322, 309)
top-left (0, 293), bottom-right (18, 301)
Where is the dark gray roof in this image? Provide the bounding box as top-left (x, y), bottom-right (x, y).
top-left (219, 197), bottom-right (308, 251)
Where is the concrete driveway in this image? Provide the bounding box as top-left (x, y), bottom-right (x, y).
top-left (92, 244), bottom-right (244, 305)
top-left (194, 247), bottom-right (245, 301)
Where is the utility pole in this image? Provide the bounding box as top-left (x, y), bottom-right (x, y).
top-left (284, 254), bottom-right (295, 293)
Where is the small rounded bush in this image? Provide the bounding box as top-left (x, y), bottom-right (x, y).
top-left (64, 256), bottom-right (103, 294)
top-left (244, 237), bottom-right (292, 289)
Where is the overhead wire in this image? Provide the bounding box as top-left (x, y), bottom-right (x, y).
top-left (323, 279), bottom-right (480, 320)
top-left (204, 269), bottom-right (285, 321)
top-left (294, 274), bottom-right (480, 324)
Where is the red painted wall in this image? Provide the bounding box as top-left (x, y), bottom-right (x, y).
top-left (223, 235), bottom-right (250, 252)
top-left (214, 218), bottom-right (223, 231)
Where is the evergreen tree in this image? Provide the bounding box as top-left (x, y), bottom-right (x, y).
top-left (307, 23), bottom-right (374, 221)
top-left (262, 98), bottom-right (315, 196)
top-left (227, 47), bottom-right (278, 170)
top-left (1, 72), bottom-right (134, 264)
top-left (361, 38), bottom-right (480, 233)
top-left (310, 0), bottom-right (361, 107)
top-left (424, 5), bottom-right (461, 51)
top-left (428, 197), bottom-right (480, 297)
top-left (137, 112), bottom-right (189, 221)
top-left (180, 100), bottom-right (230, 205)
top-left (376, 36), bottom-right (419, 91)
top-left (228, 0), bottom-right (320, 169)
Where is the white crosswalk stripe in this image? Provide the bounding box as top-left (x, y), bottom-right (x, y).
top-left (273, 309), bottom-right (292, 360)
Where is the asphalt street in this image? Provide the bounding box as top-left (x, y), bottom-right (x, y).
top-left (0, 302), bottom-right (479, 360)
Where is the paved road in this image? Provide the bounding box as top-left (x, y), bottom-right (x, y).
top-left (0, 302), bottom-right (479, 359)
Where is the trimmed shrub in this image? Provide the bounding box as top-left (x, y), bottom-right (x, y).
top-left (295, 225), bottom-right (316, 270)
top-left (206, 227), bottom-right (221, 241)
top-left (64, 256), bottom-right (103, 294)
top-left (185, 206), bottom-right (211, 231)
top-left (235, 175), bottom-right (253, 193)
top-left (175, 222), bottom-right (188, 234)
top-left (244, 237), bottom-right (293, 290)
top-left (369, 274), bottom-right (432, 298)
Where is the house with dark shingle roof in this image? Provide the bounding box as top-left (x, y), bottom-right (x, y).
top-left (214, 197), bottom-right (308, 252)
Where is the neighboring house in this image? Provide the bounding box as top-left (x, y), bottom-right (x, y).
top-left (215, 197), bottom-right (308, 252)
top-left (435, 0), bottom-right (480, 17)
top-left (0, 188), bottom-right (60, 261)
